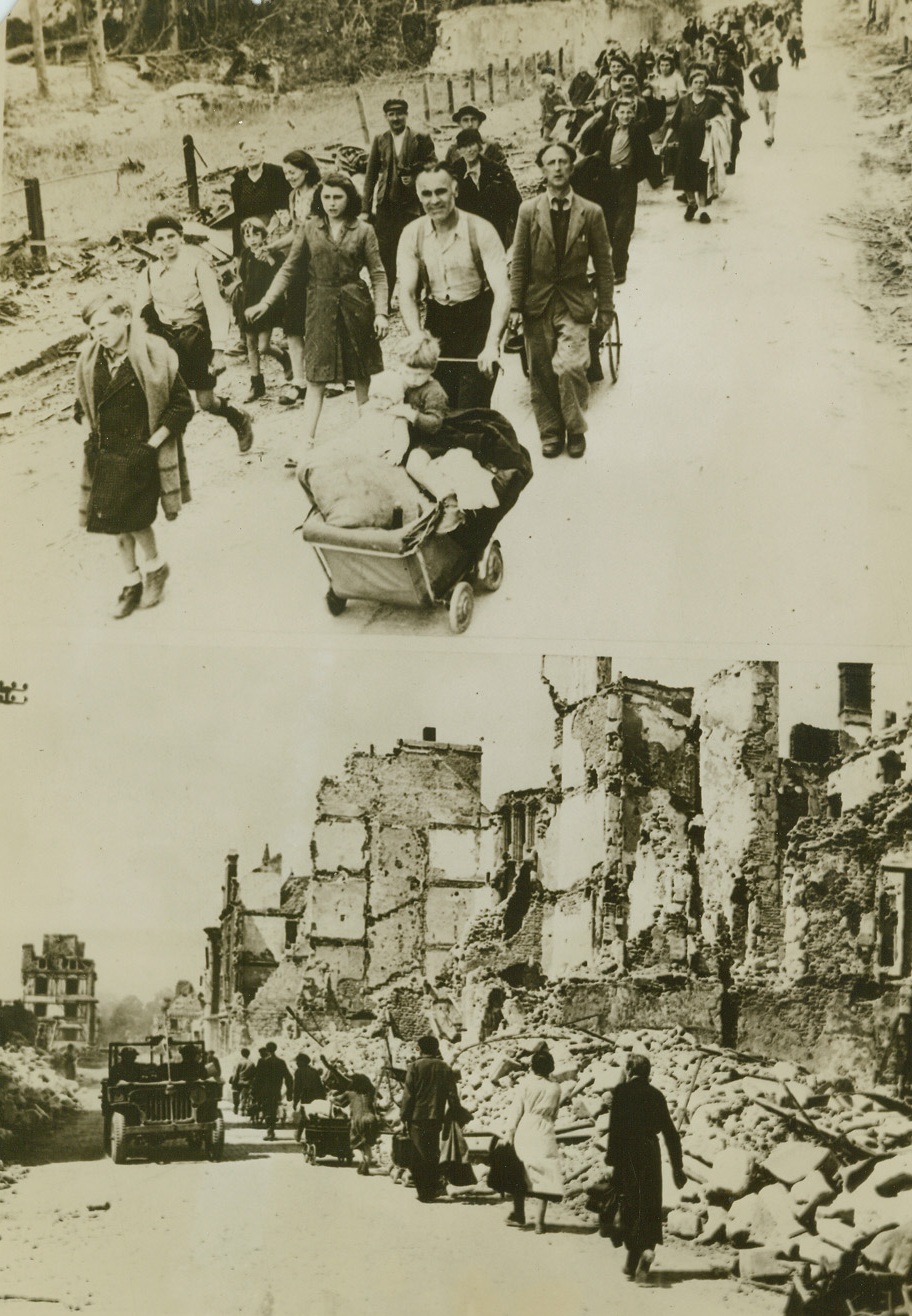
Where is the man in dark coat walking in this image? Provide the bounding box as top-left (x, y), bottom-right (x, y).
top-left (253, 1041), bottom-right (293, 1141)
top-left (606, 1053), bottom-right (687, 1282)
top-left (399, 1035), bottom-right (461, 1202)
top-left (362, 98), bottom-right (436, 308)
top-left (575, 95), bottom-right (663, 285)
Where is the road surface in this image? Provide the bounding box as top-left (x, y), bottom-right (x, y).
top-left (0, 1099), bottom-right (777, 1316)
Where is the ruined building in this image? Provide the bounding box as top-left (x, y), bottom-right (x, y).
top-left (21, 935), bottom-right (98, 1049)
top-left (199, 661), bottom-right (912, 1082)
top-left (154, 981), bottom-right (205, 1042)
top-left (203, 733), bottom-right (495, 1050)
top-left (457, 658), bottom-right (912, 1082)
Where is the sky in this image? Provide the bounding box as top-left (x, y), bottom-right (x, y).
top-left (3, 638), bottom-right (911, 1008)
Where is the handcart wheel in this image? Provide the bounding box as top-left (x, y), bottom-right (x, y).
top-left (448, 581), bottom-right (474, 634)
top-left (604, 310), bottom-right (621, 383)
top-left (476, 540), bottom-right (504, 594)
top-left (303, 1142), bottom-right (316, 1164)
top-left (326, 589), bottom-right (347, 616)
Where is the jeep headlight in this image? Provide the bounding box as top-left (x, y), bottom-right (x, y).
top-left (189, 1084), bottom-right (206, 1107)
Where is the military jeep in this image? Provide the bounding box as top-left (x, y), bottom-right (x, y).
top-left (101, 1040), bottom-right (224, 1164)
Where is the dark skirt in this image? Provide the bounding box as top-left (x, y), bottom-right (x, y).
top-left (304, 281), bottom-right (383, 384)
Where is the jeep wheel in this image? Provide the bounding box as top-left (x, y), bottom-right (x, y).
top-left (110, 1112), bottom-right (127, 1165)
top-left (206, 1116), bottom-right (225, 1162)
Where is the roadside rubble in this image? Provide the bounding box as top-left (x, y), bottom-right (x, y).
top-left (446, 1025), bottom-right (912, 1300)
top-left (0, 1045), bottom-right (80, 1160)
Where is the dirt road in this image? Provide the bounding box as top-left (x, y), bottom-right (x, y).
top-left (2, 0), bottom-right (909, 648)
top-left (0, 1100), bottom-right (776, 1316)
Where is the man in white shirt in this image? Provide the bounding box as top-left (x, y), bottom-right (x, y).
top-left (135, 215), bottom-right (253, 453)
top-left (397, 162), bottom-right (510, 409)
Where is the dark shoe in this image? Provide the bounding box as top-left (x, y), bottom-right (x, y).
top-left (141, 561), bottom-right (170, 609)
top-left (245, 373), bottom-right (265, 403)
top-left (224, 403), bottom-right (254, 453)
top-left (279, 384), bottom-right (306, 406)
top-left (724, 162), bottom-right (735, 175)
top-left (614, 275), bottom-right (626, 286)
top-left (541, 435), bottom-right (564, 458)
top-left (113, 581), bottom-right (143, 619)
top-left (567, 432), bottom-right (586, 458)
top-left (506, 1218), bottom-right (526, 1229)
top-left (684, 204), bottom-right (697, 221)
top-left (765, 136), bottom-right (774, 147)
top-left (698, 210), bottom-right (711, 224)
top-left (676, 192), bottom-right (688, 203)
top-left (325, 385), bottom-right (344, 399)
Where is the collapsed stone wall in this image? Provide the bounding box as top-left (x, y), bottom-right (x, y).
top-left (781, 780), bottom-right (912, 985)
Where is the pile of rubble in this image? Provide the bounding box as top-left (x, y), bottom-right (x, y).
top-left (452, 1026), bottom-right (912, 1291)
top-left (0, 1045), bottom-right (80, 1157)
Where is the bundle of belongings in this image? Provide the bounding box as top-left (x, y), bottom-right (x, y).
top-left (299, 371), bottom-right (532, 562)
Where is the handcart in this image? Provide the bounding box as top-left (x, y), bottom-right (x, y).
top-left (299, 408), bottom-right (531, 634)
top-left (299, 1111), bottom-right (354, 1165)
top-left (503, 310), bottom-right (621, 384)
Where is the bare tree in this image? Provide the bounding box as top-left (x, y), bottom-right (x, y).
top-left (28, 0), bottom-right (52, 99)
top-left (80, 0), bottom-right (112, 100)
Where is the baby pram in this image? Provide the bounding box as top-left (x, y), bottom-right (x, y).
top-left (299, 1106), bottom-right (354, 1165)
top-left (299, 408), bottom-right (533, 634)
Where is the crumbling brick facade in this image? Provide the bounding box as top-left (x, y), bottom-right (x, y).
top-left (21, 935), bottom-right (97, 1049)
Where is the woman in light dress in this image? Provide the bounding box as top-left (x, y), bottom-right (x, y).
top-left (501, 1050), bottom-right (565, 1234)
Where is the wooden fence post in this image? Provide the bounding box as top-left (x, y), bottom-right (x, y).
top-left (423, 77), bottom-right (431, 124)
top-left (182, 134), bottom-right (200, 211)
top-left (468, 67), bottom-right (475, 101)
top-left (24, 177), bottom-right (48, 270)
top-left (558, 46), bottom-right (564, 77)
top-left (487, 62), bottom-right (494, 104)
top-left (446, 77), bottom-right (454, 113)
top-left (505, 57), bottom-right (511, 98)
top-left (354, 91), bottom-right (371, 145)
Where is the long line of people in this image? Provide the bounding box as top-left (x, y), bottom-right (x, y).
top-left (73, 0), bottom-right (803, 618)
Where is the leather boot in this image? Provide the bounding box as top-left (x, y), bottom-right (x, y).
top-left (245, 374), bottom-right (265, 403)
top-left (219, 398), bottom-right (254, 453)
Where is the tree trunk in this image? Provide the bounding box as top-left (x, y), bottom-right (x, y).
top-left (120, 0), bottom-right (157, 54)
top-left (80, 0), bottom-right (112, 100)
top-left (166, 0), bottom-right (180, 50)
top-left (28, 0), bottom-right (52, 99)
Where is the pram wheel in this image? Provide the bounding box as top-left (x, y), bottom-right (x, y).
top-left (326, 589), bottom-right (347, 616)
top-left (476, 540), bottom-right (504, 593)
top-left (603, 310), bottom-right (622, 383)
top-left (448, 581), bottom-right (474, 634)
top-left (303, 1142), bottom-right (316, 1164)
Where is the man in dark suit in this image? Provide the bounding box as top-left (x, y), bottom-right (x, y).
top-left (253, 1041), bottom-right (293, 1142)
top-left (509, 140), bottom-right (614, 459)
top-left (574, 95), bottom-right (663, 285)
top-left (399, 1034), bottom-right (461, 1202)
top-left (451, 128), bottom-right (522, 247)
top-left (362, 98), bottom-right (436, 308)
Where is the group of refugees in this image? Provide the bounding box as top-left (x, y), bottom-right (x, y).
top-left (222, 1033), bottom-right (683, 1279)
top-left (73, 0), bottom-right (802, 619)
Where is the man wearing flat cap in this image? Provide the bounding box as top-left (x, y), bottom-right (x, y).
top-left (363, 98), bottom-right (436, 308)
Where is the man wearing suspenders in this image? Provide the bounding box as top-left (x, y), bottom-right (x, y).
top-left (397, 161), bottom-right (510, 410)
